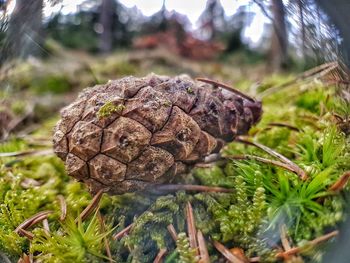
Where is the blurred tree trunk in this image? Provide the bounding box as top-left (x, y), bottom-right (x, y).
top-left (98, 0), bottom-right (115, 53)
top-left (269, 0), bottom-right (288, 71)
top-left (298, 0), bottom-right (306, 59)
top-left (4, 0), bottom-right (43, 61)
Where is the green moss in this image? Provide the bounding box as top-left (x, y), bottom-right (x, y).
top-left (97, 102), bottom-right (125, 118)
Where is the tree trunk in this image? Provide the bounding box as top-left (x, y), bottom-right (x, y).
top-left (3, 0), bottom-right (43, 61)
top-left (269, 0), bottom-right (288, 71)
top-left (98, 0), bottom-right (114, 53)
top-left (298, 0), bottom-right (306, 59)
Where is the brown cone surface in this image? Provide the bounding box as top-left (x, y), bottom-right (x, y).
top-left (53, 74), bottom-right (262, 195)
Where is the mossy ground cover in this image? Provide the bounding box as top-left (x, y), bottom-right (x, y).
top-left (0, 54), bottom-right (349, 262)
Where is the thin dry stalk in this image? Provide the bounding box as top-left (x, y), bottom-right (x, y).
top-left (213, 241), bottom-right (246, 263)
top-left (42, 219), bottom-right (50, 236)
top-left (236, 137), bottom-right (308, 180)
top-left (112, 223), bottom-right (134, 240)
top-left (77, 190), bottom-right (104, 222)
top-left (329, 171), bottom-right (350, 192)
top-left (167, 224), bottom-right (178, 242)
top-left (227, 154), bottom-right (302, 176)
top-left (57, 195), bottom-right (67, 221)
top-left (276, 230), bottom-right (338, 258)
top-left (186, 202), bottom-right (198, 255)
top-left (153, 248), bottom-right (167, 263)
top-left (154, 184), bottom-right (233, 193)
top-left (15, 211), bottom-right (52, 233)
top-left (249, 257), bottom-right (260, 262)
top-left (197, 230), bottom-right (210, 263)
top-left (196, 78), bottom-right (256, 102)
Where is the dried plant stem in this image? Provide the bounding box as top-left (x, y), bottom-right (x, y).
top-left (15, 210), bottom-right (52, 233)
top-left (57, 195), bottom-right (67, 221)
top-left (154, 184), bottom-right (233, 193)
top-left (197, 230), bottom-right (210, 263)
top-left (196, 78), bottom-right (256, 102)
top-left (186, 202), bottom-right (198, 255)
top-left (153, 248), bottom-right (167, 263)
top-left (112, 223), bottom-right (134, 240)
top-left (167, 224), bottom-right (178, 242)
top-left (276, 230), bottom-right (338, 258)
top-left (213, 240), bottom-right (247, 263)
top-left (280, 224), bottom-right (292, 251)
top-left (236, 137), bottom-right (308, 180)
top-left (76, 190), bottom-right (104, 222)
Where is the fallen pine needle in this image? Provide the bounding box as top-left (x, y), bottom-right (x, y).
top-left (112, 223), bottom-right (134, 240)
top-left (213, 240), bottom-right (247, 263)
top-left (197, 230), bottom-right (210, 263)
top-left (76, 190), bottom-right (104, 222)
top-left (186, 202), bottom-right (198, 255)
top-left (167, 224), bottom-right (178, 242)
top-left (153, 248), bottom-right (167, 263)
top-left (15, 210), bottom-right (52, 233)
top-left (329, 171), bottom-right (350, 192)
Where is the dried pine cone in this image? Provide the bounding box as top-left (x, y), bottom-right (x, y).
top-left (53, 74), bottom-right (262, 195)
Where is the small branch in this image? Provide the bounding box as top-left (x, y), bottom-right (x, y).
top-left (329, 171), bottom-right (350, 192)
top-left (153, 248), bottom-right (167, 263)
top-left (236, 137), bottom-right (308, 180)
top-left (186, 202), bottom-right (198, 255)
top-left (153, 184), bottom-right (233, 193)
top-left (57, 195), bottom-right (67, 221)
top-left (76, 190), bottom-right (104, 222)
top-left (167, 224), bottom-right (178, 242)
top-left (213, 240), bottom-right (247, 263)
top-left (112, 223), bottom-right (134, 240)
top-left (197, 230), bottom-right (210, 263)
top-left (276, 230), bottom-right (338, 258)
top-left (196, 78), bottom-right (256, 102)
top-left (15, 210), bottom-right (52, 233)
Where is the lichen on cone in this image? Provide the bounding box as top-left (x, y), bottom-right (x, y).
top-left (53, 74), bottom-right (262, 195)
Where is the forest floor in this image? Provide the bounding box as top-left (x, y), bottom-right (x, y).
top-left (0, 47), bottom-right (349, 263)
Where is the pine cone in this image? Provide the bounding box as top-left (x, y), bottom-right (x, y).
top-left (53, 74), bottom-right (262, 194)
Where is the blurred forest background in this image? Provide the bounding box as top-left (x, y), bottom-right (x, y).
top-left (0, 0), bottom-right (344, 71)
